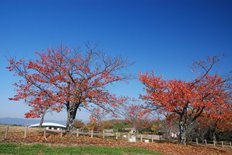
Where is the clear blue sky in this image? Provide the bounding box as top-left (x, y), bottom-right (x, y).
top-left (0, 0), bottom-right (232, 122)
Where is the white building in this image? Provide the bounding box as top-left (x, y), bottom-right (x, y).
top-left (29, 122), bottom-right (66, 131)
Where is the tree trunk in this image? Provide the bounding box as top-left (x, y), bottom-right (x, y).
top-left (179, 120), bottom-right (187, 145)
top-left (213, 132), bottom-right (216, 141)
top-left (39, 108), bottom-right (48, 127)
top-left (212, 129), bottom-right (217, 143)
top-left (66, 103), bottom-right (79, 132)
top-left (212, 122), bottom-right (217, 142)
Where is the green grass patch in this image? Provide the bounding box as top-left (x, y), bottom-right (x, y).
top-left (0, 143), bottom-right (162, 155)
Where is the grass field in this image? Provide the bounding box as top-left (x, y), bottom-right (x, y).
top-left (0, 143), bottom-right (162, 155)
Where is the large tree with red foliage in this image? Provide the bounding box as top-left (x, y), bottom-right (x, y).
top-left (7, 45), bottom-right (129, 131)
top-left (195, 108), bottom-right (232, 141)
top-left (139, 56), bottom-right (232, 144)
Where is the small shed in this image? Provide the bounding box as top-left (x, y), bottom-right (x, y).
top-left (29, 122), bottom-right (66, 131)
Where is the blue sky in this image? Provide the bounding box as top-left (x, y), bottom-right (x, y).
top-left (0, 0), bottom-right (232, 122)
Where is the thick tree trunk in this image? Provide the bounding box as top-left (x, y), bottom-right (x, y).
top-left (179, 120), bottom-right (187, 145)
top-left (66, 103), bottom-right (79, 132)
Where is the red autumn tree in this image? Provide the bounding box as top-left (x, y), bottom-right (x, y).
top-left (7, 45), bottom-right (129, 131)
top-left (196, 108), bottom-right (232, 141)
top-left (118, 99), bottom-right (152, 132)
top-left (139, 56), bottom-right (232, 144)
top-left (73, 119), bottom-right (85, 129)
top-left (125, 105), bottom-right (152, 131)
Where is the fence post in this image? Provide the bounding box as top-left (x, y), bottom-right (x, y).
top-left (76, 129), bottom-right (79, 137)
top-left (103, 130), bottom-right (105, 139)
top-left (91, 130), bottom-right (93, 138)
top-left (151, 135), bottom-right (154, 143)
top-left (140, 134), bottom-right (143, 142)
top-left (221, 141), bottom-right (224, 148)
top-left (24, 126), bottom-right (28, 138)
top-left (43, 128), bottom-right (47, 140)
top-left (213, 140), bottom-right (216, 147)
top-left (115, 132), bottom-right (118, 140)
top-left (230, 142), bottom-right (231, 148)
top-left (196, 138), bottom-right (198, 145)
top-left (4, 125), bottom-right (9, 139)
top-left (60, 130), bottom-right (63, 138)
top-left (204, 139), bottom-right (207, 145)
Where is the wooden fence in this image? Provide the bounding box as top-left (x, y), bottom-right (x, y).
top-left (0, 125), bottom-right (231, 149)
top-left (190, 138), bottom-right (232, 148)
top-left (0, 125), bottom-right (163, 142)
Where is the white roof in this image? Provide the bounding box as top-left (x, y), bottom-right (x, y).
top-left (29, 122), bottom-right (66, 128)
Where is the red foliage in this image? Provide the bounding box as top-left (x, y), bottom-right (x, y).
top-left (198, 110), bottom-right (232, 133)
top-left (139, 56), bottom-right (232, 143)
top-left (119, 99), bottom-right (153, 130)
top-left (139, 73), bottom-right (230, 117)
top-left (7, 45), bottom-right (129, 131)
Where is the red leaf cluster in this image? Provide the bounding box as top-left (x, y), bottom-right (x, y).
top-left (7, 46), bottom-right (128, 128)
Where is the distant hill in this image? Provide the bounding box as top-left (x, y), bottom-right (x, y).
top-left (0, 117), bottom-right (66, 126)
